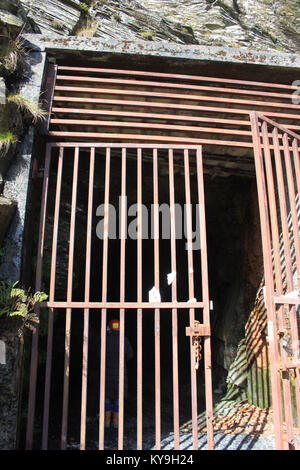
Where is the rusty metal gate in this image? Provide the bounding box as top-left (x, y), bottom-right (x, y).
top-left (25, 143), bottom-right (214, 450)
top-left (251, 112), bottom-right (300, 450)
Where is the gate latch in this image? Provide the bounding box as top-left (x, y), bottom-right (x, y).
top-left (186, 320), bottom-right (211, 370)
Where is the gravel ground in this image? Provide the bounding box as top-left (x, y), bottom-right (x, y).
top-left (159, 431), bottom-right (275, 450)
top-left (68, 411), bottom-right (276, 450)
top-left (57, 396), bottom-right (279, 451)
top-left (72, 427), bottom-right (275, 450)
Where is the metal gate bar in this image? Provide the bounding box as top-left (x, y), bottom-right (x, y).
top-left (99, 148), bottom-right (111, 450)
top-left (118, 148), bottom-right (127, 449)
top-left (169, 149), bottom-right (180, 450)
top-left (153, 149), bottom-right (161, 449)
top-left (42, 147), bottom-right (64, 449)
top-left (137, 148), bottom-right (143, 450)
top-left (251, 112), bottom-right (300, 450)
top-left (61, 147), bottom-right (79, 449)
top-left (197, 148), bottom-right (215, 450)
top-left (26, 143), bottom-right (214, 451)
top-left (26, 146), bottom-right (51, 450)
top-left (80, 147), bottom-right (95, 450)
top-left (184, 150), bottom-right (198, 450)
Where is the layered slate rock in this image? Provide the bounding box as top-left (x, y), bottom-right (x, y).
top-left (88, 0), bottom-right (198, 43)
top-left (141, 0), bottom-right (300, 52)
top-left (6, 0), bottom-right (299, 52)
top-left (18, 0), bottom-right (82, 36)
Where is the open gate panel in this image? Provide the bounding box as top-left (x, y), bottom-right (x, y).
top-left (251, 112), bottom-right (300, 450)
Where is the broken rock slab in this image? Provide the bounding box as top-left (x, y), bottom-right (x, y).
top-left (0, 8), bottom-right (24, 37)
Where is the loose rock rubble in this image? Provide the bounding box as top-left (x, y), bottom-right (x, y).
top-left (202, 402), bottom-right (274, 436)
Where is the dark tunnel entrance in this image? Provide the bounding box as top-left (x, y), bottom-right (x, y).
top-left (21, 144), bottom-right (261, 450)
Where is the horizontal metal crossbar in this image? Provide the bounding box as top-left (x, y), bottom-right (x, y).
top-left (47, 65), bottom-right (300, 152)
top-left (44, 301), bottom-right (205, 309)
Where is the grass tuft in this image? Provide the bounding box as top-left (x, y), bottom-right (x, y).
top-left (0, 38), bottom-right (28, 75)
top-left (0, 131), bottom-right (17, 153)
top-left (7, 94), bottom-right (47, 123)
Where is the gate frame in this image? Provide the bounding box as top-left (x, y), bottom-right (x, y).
top-left (250, 111), bottom-right (300, 450)
top-left (25, 142), bottom-right (215, 451)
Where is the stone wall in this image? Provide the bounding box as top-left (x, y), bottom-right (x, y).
top-left (0, 34), bottom-right (46, 448)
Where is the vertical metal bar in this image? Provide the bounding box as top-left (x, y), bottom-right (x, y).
top-left (184, 149), bottom-right (198, 450)
top-left (39, 63), bottom-right (57, 135)
top-left (262, 123), bottom-right (291, 449)
top-left (26, 144), bottom-right (52, 449)
top-left (282, 133), bottom-right (300, 445)
top-left (282, 134), bottom-right (300, 285)
top-left (80, 147), bottom-right (95, 450)
top-left (273, 129), bottom-right (294, 289)
top-left (137, 148), bottom-right (143, 450)
top-left (291, 140), bottom-right (300, 441)
top-left (250, 112), bottom-right (284, 450)
top-left (261, 123), bottom-right (282, 295)
top-left (61, 147), bottom-right (79, 450)
top-left (272, 129), bottom-right (295, 447)
top-left (118, 148), bottom-right (126, 450)
top-left (99, 148), bottom-right (111, 450)
top-left (42, 147), bottom-right (64, 449)
top-left (168, 149), bottom-right (180, 450)
top-left (153, 148), bottom-right (161, 450)
top-left (292, 139), bottom-right (300, 238)
top-left (196, 147), bottom-right (214, 450)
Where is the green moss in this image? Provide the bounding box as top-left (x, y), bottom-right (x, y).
top-left (79, 2), bottom-right (89, 13)
top-left (112, 13), bottom-right (121, 22)
top-left (181, 26), bottom-right (193, 35)
top-left (141, 30), bottom-right (155, 40)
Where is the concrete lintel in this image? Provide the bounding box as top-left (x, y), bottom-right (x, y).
top-left (21, 34), bottom-right (300, 70)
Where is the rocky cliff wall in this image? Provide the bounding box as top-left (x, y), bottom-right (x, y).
top-left (1, 0), bottom-right (299, 52)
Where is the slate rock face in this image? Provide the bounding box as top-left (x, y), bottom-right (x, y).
top-left (140, 0), bottom-right (300, 52)
top-left (1, 1), bottom-right (299, 52)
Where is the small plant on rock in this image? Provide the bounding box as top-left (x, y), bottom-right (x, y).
top-left (0, 130), bottom-right (17, 154)
top-left (0, 37), bottom-right (28, 77)
top-left (7, 94), bottom-right (47, 123)
top-left (141, 30), bottom-right (155, 40)
top-left (0, 281), bottom-right (48, 341)
top-left (79, 2), bottom-right (90, 13)
top-left (51, 19), bottom-right (65, 31)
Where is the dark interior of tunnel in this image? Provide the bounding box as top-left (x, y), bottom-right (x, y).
top-left (20, 146), bottom-right (262, 449)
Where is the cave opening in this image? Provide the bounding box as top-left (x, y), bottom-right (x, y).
top-left (22, 144), bottom-right (262, 450)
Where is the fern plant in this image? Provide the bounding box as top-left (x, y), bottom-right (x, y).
top-left (0, 281), bottom-right (48, 335)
